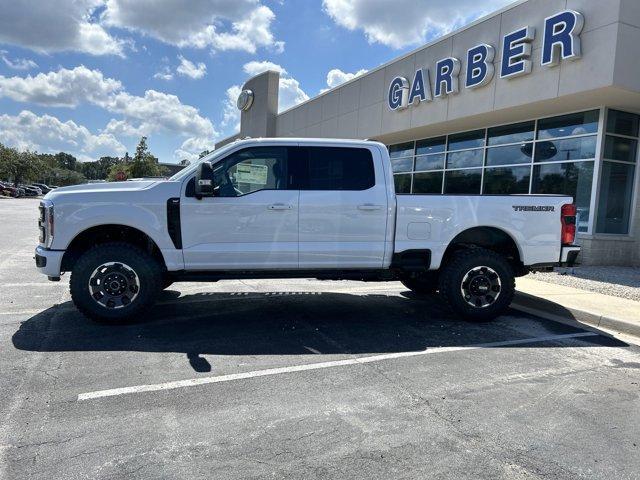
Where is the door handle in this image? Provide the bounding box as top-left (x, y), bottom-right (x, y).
top-left (358, 204), bottom-right (383, 211)
top-left (268, 203), bottom-right (293, 210)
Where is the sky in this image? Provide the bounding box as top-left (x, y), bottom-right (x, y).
top-left (0, 0), bottom-right (515, 164)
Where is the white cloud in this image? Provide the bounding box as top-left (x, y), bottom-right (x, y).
top-left (221, 85), bottom-right (243, 131)
top-left (278, 77), bottom-right (309, 111)
top-left (0, 110), bottom-right (126, 158)
top-left (0, 66), bottom-right (122, 107)
top-left (323, 68), bottom-right (367, 91)
top-left (174, 136), bottom-right (216, 162)
top-left (0, 1), bottom-right (125, 56)
top-left (102, 0), bottom-right (283, 53)
top-left (0, 66), bottom-right (218, 160)
top-left (243, 60), bottom-right (287, 77)
top-left (0, 50), bottom-right (37, 70)
top-left (153, 66), bottom-right (174, 81)
top-left (176, 55), bottom-right (207, 80)
top-left (323, 0), bottom-right (514, 48)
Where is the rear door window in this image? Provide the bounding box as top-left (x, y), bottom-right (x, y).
top-left (300, 147), bottom-right (375, 191)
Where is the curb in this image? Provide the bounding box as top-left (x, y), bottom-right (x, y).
top-left (512, 291), bottom-right (640, 339)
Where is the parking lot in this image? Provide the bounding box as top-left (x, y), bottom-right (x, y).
top-left (0, 197), bottom-right (639, 479)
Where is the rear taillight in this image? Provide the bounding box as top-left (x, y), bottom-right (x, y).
top-left (561, 203), bottom-right (577, 245)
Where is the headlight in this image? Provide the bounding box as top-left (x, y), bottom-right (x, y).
top-left (38, 200), bottom-right (54, 248)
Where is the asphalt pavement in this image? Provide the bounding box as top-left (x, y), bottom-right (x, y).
top-left (1, 198), bottom-right (639, 479)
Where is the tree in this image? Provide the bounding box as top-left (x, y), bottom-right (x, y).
top-left (199, 150), bottom-right (212, 159)
top-left (55, 152), bottom-right (77, 171)
top-left (0, 145), bottom-right (44, 185)
top-left (108, 137), bottom-right (168, 181)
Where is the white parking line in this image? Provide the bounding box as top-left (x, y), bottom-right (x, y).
top-left (77, 331), bottom-right (598, 401)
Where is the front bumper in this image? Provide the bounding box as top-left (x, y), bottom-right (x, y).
top-left (34, 246), bottom-right (65, 278)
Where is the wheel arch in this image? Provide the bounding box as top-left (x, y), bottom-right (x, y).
top-left (441, 226), bottom-right (524, 274)
top-left (61, 224), bottom-right (167, 272)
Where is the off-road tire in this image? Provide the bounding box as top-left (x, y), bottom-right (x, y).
top-left (70, 242), bottom-right (162, 323)
top-left (438, 248), bottom-right (515, 322)
top-left (401, 273), bottom-right (438, 294)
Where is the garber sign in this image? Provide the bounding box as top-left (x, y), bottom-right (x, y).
top-left (388, 10), bottom-right (584, 111)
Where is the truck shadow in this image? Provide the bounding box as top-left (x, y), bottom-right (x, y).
top-left (12, 290), bottom-right (627, 363)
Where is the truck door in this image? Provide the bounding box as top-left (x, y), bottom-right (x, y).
top-left (298, 146), bottom-right (389, 269)
top-left (180, 146), bottom-right (299, 270)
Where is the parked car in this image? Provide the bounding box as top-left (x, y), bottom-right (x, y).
top-left (19, 185), bottom-right (42, 196)
top-left (32, 183), bottom-right (53, 194)
top-left (0, 181), bottom-right (20, 197)
top-left (35, 138), bottom-right (580, 323)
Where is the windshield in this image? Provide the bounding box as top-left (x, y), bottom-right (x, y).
top-left (168, 142), bottom-right (240, 181)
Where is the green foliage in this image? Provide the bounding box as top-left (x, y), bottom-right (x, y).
top-left (107, 137), bottom-right (168, 181)
top-left (1, 136), bottom-right (175, 187)
top-left (0, 145), bottom-right (45, 185)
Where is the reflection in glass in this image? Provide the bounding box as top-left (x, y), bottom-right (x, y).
top-left (415, 154), bottom-right (445, 171)
top-left (537, 110), bottom-right (599, 139)
top-left (444, 169), bottom-right (482, 194)
top-left (483, 166), bottom-right (531, 194)
top-left (606, 110), bottom-right (640, 137)
top-left (488, 121), bottom-right (535, 146)
top-left (391, 157), bottom-right (413, 173)
top-left (532, 161), bottom-right (594, 232)
top-left (486, 143), bottom-right (533, 166)
top-left (604, 136), bottom-right (637, 163)
top-left (413, 172), bottom-right (443, 194)
top-left (389, 142), bottom-right (414, 159)
top-left (448, 130), bottom-right (485, 151)
top-left (534, 136), bottom-right (596, 162)
top-left (394, 174), bottom-right (412, 194)
top-left (416, 137), bottom-right (446, 155)
top-left (596, 162), bottom-right (635, 234)
top-left (447, 149), bottom-right (484, 169)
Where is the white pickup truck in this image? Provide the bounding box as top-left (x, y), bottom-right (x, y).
top-left (35, 138), bottom-right (580, 323)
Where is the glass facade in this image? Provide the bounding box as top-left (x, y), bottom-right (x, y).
top-left (596, 110), bottom-right (639, 234)
top-left (387, 109), bottom-right (616, 234)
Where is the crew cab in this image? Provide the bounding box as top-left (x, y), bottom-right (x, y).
top-left (34, 138), bottom-right (580, 323)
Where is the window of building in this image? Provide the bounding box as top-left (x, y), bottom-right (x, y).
top-left (483, 166), bottom-right (531, 194)
top-left (387, 110), bottom-right (602, 231)
top-left (445, 169), bottom-right (482, 194)
top-left (596, 109), bottom-right (639, 234)
top-left (394, 173), bottom-right (412, 194)
top-left (537, 110), bottom-right (599, 139)
top-left (413, 172), bottom-right (443, 194)
top-left (532, 161), bottom-right (594, 232)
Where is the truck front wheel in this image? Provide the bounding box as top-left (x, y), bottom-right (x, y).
top-left (438, 248), bottom-right (515, 322)
top-left (69, 242), bottom-right (162, 323)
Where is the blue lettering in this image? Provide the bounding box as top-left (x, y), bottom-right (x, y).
top-left (388, 76), bottom-right (409, 110)
top-left (434, 57), bottom-right (461, 97)
top-left (408, 68), bottom-right (432, 105)
top-left (466, 44), bottom-right (495, 89)
top-left (500, 26), bottom-right (535, 79)
top-left (542, 10), bottom-right (584, 66)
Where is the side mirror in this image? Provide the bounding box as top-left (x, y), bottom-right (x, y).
top-left (195, 161), bottom-right (215, 198)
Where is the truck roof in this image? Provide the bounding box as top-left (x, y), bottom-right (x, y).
top-left (230, 137), bottom-right (386, 149)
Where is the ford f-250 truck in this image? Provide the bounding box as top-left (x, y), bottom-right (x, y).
top-left (34, 138), bottom-right (580, 323)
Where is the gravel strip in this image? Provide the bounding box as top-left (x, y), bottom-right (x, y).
top-left (527, 266), bottom-right (640, 302)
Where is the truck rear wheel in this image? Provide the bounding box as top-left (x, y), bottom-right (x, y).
top-left (438, 248), bottom-right (515, 322)
top-left (70, 242), bottom-right (162, 323)
top-left (401, 273), bottom-right (438, 294)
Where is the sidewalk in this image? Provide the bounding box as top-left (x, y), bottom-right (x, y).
top-left (513, 277), bottom-right (640, 338)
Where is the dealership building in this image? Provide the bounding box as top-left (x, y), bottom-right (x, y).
top-left (216, 0), bottom-right (640, 266)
